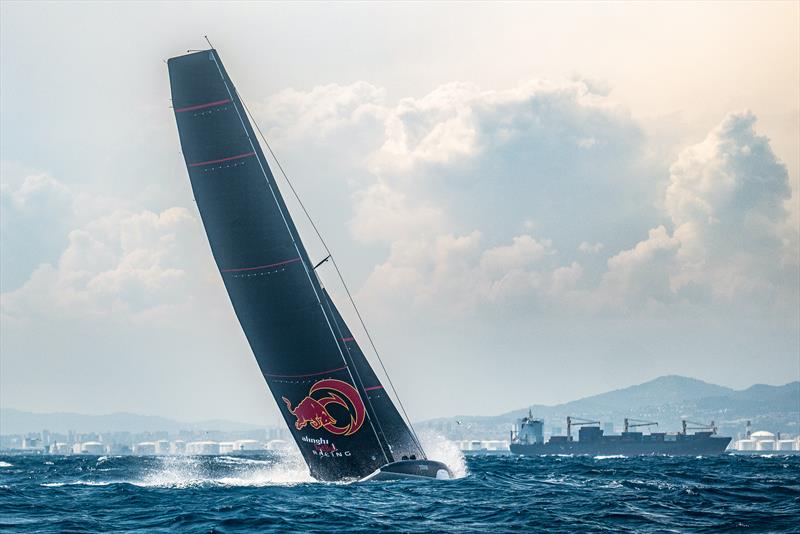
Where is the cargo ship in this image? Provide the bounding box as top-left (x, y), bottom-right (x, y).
top-left (509, 412), bottom-right (731, 456)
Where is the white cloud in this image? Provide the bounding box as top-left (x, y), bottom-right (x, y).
top-left (255, 82), bottom-right (386, 142)
top-left (595, 112), bottom-right (797, 311)
top-left (349, 181), bottom-right (445, 243)
top-left (348, 101), bottom-right (796, 319)
top-left (1, 206), bottom-right (213, 323)
top-left (360, 231), bottom-right (575, 315)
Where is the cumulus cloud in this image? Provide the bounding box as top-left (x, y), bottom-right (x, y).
top-left (255, 81), bottom-right (386, 142)
top-left (359, 231), bottom-right (579, 316)
top-left (349, 181), bottom-right (445, 243)
top-left (245, 78), bottom-right (797, 321)
top-left (1, 203), bottom-right (213, 324)
top-left (594, 112), bottom-right (797, 312)
top-left (0, 168), bottom-right (74, 291)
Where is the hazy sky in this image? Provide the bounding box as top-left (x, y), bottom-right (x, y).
top-left (1, 1), bottom-right (798, 426)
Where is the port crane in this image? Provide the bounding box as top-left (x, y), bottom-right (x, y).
top-left (623, 418), bottom-right (658, 433)
top-left (567, 416), bottom-right (599, 441)
top-left (682, 419), bottom-right (717, 435)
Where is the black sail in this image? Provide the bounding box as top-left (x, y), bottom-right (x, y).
top-left (168, 49), bottom-right (423, 480)
top-left (322, 290), bottom-right (425, 461)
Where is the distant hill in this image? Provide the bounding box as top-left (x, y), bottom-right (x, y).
top-left (417, 376), bottom-right (799, 441)
top-left (0, 409), bottom-right (264, 435)
top-left (500, 375), bottom-right (734, 419)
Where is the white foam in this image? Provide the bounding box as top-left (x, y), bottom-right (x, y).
top-left (140, 451), bottom-right (314, 488)
top-left (594, 455), bottom-right (627, 460)
top-left (0, 461), bottom-right (12, 468)
top-left (42, 481), bottom-right (112, 487)
top-left (418, 430), bottom-right (468, 479)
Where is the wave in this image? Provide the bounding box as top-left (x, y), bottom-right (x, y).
top-left (0, 461), bottom-right (12, 468)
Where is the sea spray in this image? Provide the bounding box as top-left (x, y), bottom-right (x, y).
top-left (418, 430), bottom-right (468, 478)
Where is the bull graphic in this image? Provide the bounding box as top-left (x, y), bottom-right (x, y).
top-left (282, 396), bottom-right (337, 431)
top-left (282, 379), bottom-right (366, 436)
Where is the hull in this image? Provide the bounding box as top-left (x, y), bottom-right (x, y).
top-left (510, 436), bottom-right (731, 456)
top-left (359, 460), bottom-right (453, 481)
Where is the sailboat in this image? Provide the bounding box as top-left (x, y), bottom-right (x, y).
top-left (167, 48), bottom-right (452, 481)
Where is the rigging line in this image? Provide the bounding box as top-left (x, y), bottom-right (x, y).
top-left (207, 51), bottom-right (390, 465)
top-left (319, 295), bottom-right (394, 463)
top-left (235, 88), bottom-right (427, 458)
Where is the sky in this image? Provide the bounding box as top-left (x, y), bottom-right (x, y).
top-left (1, 1), bottom-right (798, 426)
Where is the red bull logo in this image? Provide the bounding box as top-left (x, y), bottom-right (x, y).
top-left (282, 378), bottom-right (366, 436)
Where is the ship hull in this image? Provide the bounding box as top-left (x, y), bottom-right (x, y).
top-left (510, 436), bottom-right (731, 456)
top-left (359, 460), bottom-right (453, 481)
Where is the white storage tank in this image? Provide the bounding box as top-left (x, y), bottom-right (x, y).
top-left (756, 440), bottom-right (776, 451)
top-left (219, 442), bottom-right (236, 454)
top-left (776, 440), bottom-right (795, 451)
top-left (186, 441), bottom-right (220, 455)
top-left (134, 442), bottom-right (157, 455)
top-left (81, 442), bottom-right (105, 455)
top-left (155, 440), bottom-right (171, 455)
top-left (172, 440), bottom-right (186, 454)
top-left (234, 439), bottom-right (262, 451)
top-left (736, 439), bottom-right (756, 451)
top-left (49, 442), bottom-right (71, 455)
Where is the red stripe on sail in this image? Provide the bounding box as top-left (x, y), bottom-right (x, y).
top-left (221, 257), bottom-right (301, 273)
top-left (341, 337), bottom-right (355, 342)
top-left (189, 151), bottom-right (256, 167)
top-left (175, 99), bottom-right (232, 112)
top-left (264, 366), bottom-right (348, 379)
top-left (364, 385), bottom-right (384, 391)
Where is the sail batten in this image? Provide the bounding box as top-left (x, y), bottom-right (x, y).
top-left (168, 48), bottom-right (424, 480)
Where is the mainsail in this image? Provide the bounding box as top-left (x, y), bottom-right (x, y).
top-left (168, 49), bottom-right (424, 480)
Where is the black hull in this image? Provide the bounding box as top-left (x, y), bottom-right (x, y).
top-left (510, 436), bottom-right (731, 456)
top-left (360, 460), bottom-right (453, 481)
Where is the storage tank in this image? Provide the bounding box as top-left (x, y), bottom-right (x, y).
top-left (482, 440), bottom-right (509, 451)
top-left (155, 440), bottom-right (171, 455)
top-left (49, 442), bottom-right (71, 455)
top-left (219, 442), bottom-right (236, 454)
top-left (736, 439), bottom-right (756, 451)
top-left (756, 440), bottom-right (776, 451)
top-left (172, 440), bottom-right (186, 454)
top-left (134, 442), bottom-right (157, 455)
top-left (776, 440), bottom-right (795, 451)
top-left (234, 439), bottom-right (262, 451)
top-left (80, 442), bottom-right (105, 455)
top-left (186, 441), bottom-right (220, 455)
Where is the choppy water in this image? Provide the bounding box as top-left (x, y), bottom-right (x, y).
top-left (1, 452), bottom-right (798, 532)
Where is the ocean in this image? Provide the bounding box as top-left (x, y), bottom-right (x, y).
top-left (1, 450), bottom-right (798, 532)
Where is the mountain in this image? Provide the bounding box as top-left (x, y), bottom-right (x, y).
top-left (0, 409), bottom-right (264, 435)
top-left (498, 375), bottom-right (734, 420)
top-left (417, 376), bottom-right (799, 441)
